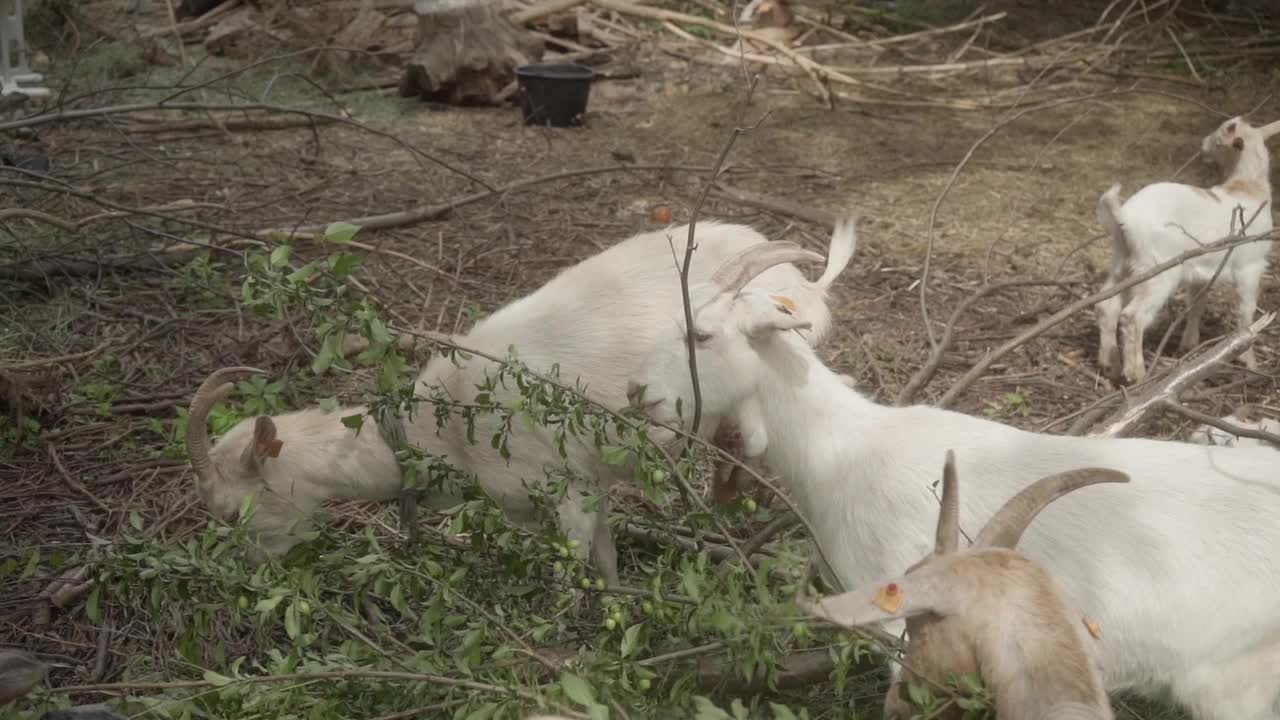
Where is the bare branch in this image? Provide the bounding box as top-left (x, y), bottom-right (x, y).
top-left (1091, 312), bottom-right (1275, 438)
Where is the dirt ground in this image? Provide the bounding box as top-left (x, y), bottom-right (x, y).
top-left (3, 0), bottom-right (1280, 717)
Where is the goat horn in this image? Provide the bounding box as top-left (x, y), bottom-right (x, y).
top-left (186, 366), bottom-right (270, 484)
top-left (974, 468), bottom-right (1129, 550)
top-left (710, 241), bottom-right (826, 296)
top-left (934, 449), bottom-right (961, 555)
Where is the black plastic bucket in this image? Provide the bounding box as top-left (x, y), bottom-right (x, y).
top-left (515, 63), bottom-right (595, 127)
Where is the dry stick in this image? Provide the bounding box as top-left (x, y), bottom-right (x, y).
top-left (56, 670), bottom-right (576, 712)
top-left (680, 74), bottom-right (764, 437)
top-left (2, 335), bottom-right (119, 371)
top-left (896, 280), bottom-right (1070, 406)
top-left (1163, 401), bottom-right (1280, 448)
top-left (47, 445), bottom-right (112, 514)
top-left (1090, 312), bottom-right (1275, 438)
top-left (0, 100), bottom-right (490, 192)
top-left (938, 228), bottom-right (1280, 408)
top-left (712, 182), bottom-right (837, 227)
top-left (260, 163), bottom-right (714, 239)
top-left (918, 82), bottom-right (1142, 352)
top-left (738, 512), bottom-right (801, 558)
top-left (508, 0), bottom-right (589, 25)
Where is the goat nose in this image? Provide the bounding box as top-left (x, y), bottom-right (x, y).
top-left (626, 381), bottom-right (646, 405)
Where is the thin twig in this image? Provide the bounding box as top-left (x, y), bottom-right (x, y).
top-left (1162, 401), bottom-right (1280, 448)
top-left (939, 228), bottom-right (1280, 408)
top-left (680, 74), bottom-right (764, 437)
top-left (1090, 313), bottom-right (1275, 438)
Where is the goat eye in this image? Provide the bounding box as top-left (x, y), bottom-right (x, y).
top-left (693, 331), bottom-right (712, 343)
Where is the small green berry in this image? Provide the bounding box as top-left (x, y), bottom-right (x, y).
top-left (604, 618), bottom-right (617, 631)
top-left (553, 561), bottom-right (565, 574)
top-left (557, 545), bottom-right (569, 558)
top-left (651, 469), bottom-right (667, 484)
top-left (567, 539), bottom-right (580, 549)
top-left (744, 498), bottom-right (758, 513)
top-left (580, 577), bottom-right (592, 590)
top-left (297, 600), bottom-right (311, 615)
top-left (641, 601), bottom-right (653, 615)
top-left (595, 578), bottom-right (606, 591)
top-left (237, 596), bottom-right (249, 610)
top-left (638, 678), bottom-right (652, 691)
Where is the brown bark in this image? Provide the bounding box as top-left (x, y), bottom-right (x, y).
top-left (398, 0), bottom-right (543, 105)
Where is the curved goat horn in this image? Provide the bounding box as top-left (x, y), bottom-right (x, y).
top-left (974, 468), bottom-right (1129, 550)
top-left (186, 366), bottom-right (269, 485)
top-left (710, 241), bottom-right (825, 296)
top-left (934, 449), bottom-right (961, 555)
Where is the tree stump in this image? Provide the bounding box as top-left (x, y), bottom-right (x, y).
top-left (398, 0), bottom-right (543, 106)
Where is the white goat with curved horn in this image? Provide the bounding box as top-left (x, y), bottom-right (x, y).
top-left (626, 224), bottom-right (1280, 720)
top-left (803, 450), bottom-right (1125, 720)
top-left (186, 217), bottom-right (857, 583)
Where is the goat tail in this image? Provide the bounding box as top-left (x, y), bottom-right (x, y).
top-left (815, 211), bottom-right (859, 291)
top-left (1096, 183), bottom-right (1127, 260)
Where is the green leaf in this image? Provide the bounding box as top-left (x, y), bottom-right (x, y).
top-left (369, 317), bottom-right (393, 346)
top-left (129, 510), bottom-right (144, 531)
top-left (84, 585), bottom-right (101, 622)
top-left (769, 703), bottom-right (801, 720)
top-left (341, 413), bottom-right (365, 430)
top-left (319, 397), bottom-right (338, 412)
top-left (560, 673), bottom-right (596, 707)
top-left (286, 260), bottom-right (319, 285)
top-left (692, 696), bottom-right (732, 720)
top-left (284, 601), bottom-right (299, 639)
top-left (906, 679), bottom-right (932, 708)
top-left (620, 622), bottom-right (642, 658)
top-left (203, 670), bottom-right (234, 687)
top-left (255, 595), bottom-right (286, 613)
top-left (311, 341), bottom-right (335, 375)
top-left (269, 244), bottom-right (292, 268)
top-left (323, 221), bottom-right (360, 244)
top-left (599, 445), bottom-right (629, 466)
top-left (330, 253), bottom-right (363, 279)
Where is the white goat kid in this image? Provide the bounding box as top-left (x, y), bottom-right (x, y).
top-left (186, 218), bottom-right (856, 584)
top-left (803, 450), bottom-right (1123, 720)
top-left (1094, 116), bottom-right (1279, 384)
top-left (626, 231), bottom-right (1280, 720)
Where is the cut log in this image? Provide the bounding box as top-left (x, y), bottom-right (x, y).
top-left (398, 0), bottom-right (543, 106)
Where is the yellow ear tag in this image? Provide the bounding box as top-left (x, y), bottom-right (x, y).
top-left (1082, 617), bottom-right (1101, 639)
top-left (872, 582), bottom-right (903, 613)
top-left (257, 438), bottom-right (284, 458)
top-left (769, 294), bottom-right (797, 315)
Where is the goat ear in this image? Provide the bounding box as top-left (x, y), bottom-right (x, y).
top-left (240, 415), bottom-right (283, 470)
top-left (800, 572), bottom-right (944, 628)
top-left (740, 297), bottom-right (813, 339)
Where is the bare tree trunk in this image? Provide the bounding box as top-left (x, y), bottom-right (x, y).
top-left (398, 0), bottom-right (543, 105)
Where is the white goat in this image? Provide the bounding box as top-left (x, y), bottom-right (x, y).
top-left (1094, 115), bottom-right (1278, 384)
top-left (803, 450), bottom-right (1123, 720)
top-left (1186, 403), bottom-right (1280, 449)
top-left (186, 218), bottom-right (857, 584)
top-left (625, 233), bottom-right (1280, 720)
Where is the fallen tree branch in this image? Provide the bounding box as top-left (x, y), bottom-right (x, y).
top-left (259, 163), bottom-right (714, 239)
top-left (1162, 401), bottom-right (1280, 449)
top-left (939, 228), bottom-right (1280, 408)
top-left (1090, 312), bottom-right (1275, 438)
